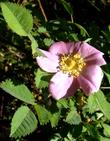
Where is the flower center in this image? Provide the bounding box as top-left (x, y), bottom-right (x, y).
top-left (59, 53), bottom-right (86, 77)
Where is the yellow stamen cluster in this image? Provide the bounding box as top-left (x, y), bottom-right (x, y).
top-left (59, 53), bottom-right (86, 77)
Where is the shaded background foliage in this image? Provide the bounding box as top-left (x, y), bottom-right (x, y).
top-left (0, 0), bottom-right (110, 141)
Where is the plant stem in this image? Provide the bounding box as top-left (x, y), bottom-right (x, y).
top-left (37, 0), bottom-right (48, 22)
top-left (101, 87), bottom-right (110, 89)
top-left (71, 14), bottom-right (74, 23)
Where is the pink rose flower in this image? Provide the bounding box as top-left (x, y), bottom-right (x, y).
top-left (36, 41), bottom-right (106, 100)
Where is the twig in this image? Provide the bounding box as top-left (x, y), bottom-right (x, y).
top-left (101, 87), bottom-right (110, 89)
top-left (37, 0), bottom-right (48, 22)
top-left (8, 47), bottom-right (25, 59)
top-left (0, 96), bottom-right (4, 118)
top-left (0, 41), bottom-right (25, 59)
top-left (71, 14), bottom-right (74, 23)
top-left (87, 0), bottom-right (101, 12)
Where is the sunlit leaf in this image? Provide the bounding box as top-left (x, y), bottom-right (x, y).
top-left (57, 98), bottom-right (69, 109)
top-left (94, 90), bottom-right (110, 120)
top-left (37, 26), bottom-right (47, 33)
top-left (65, 110), bottom-right (81, 125)
top-left (49, 112), bottom-right (60, 128)
top-left (50, 133), bottom-right (62, 141)
top-left (43, 38), bottom-right (54, 46)
top-left (35, 68), bottom-right (51, 89)
top-left (34, 104), bottom-right (50, 125)
top-left (84, 38), bottom-right (92, 43)
top-left (99, 135), bottom-right (110, 141)
top-left (87, 94), bottom-right (98, 113)
top-left (0, 79), bottom-right (35, 105)
top-left (10, 106), bottom-right (38, 138)
top-left (102, 123), bottom-right (110, 138)
top-left (1, 2), bottom-right (33, 36)
top-left (64, 132), bottom-right (75, 141)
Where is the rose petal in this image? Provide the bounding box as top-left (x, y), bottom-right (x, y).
top-left (64, 78), bottom-right (79, 98)
top-left (64, 42), bottom-right (75, 54)
top-left (85, 53), bottom-right (106, 66)
top-left (78, 65), bottom-right (103, 95)
top-left (49, 71), bottom-right (76, 100)
top-left (39, 49), bottom-right (59, 61)
top-left (78, 42), bottom-right (104, 58)
top-left (49, 41), bottom-right (70, 55)
top-left (37, 56), bottom-right (59, 73)
top-left (65, 42), bottom-right (83, 55)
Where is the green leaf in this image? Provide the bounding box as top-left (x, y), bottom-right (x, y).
top-left (64, 132), bottom-right (75, 141)
top-left (10, 106), bottom-right (38, 138)
top-left (87, 94), bottom-right (98, 114)
top-left (87, 91), bottom-right (110, 119)
top-left (57, 99), bottom-right (69, 109)
top-left (49, 112), bottom-right (60, 128)
top-left (84, 38), bottom-right (92, 43)
top-left (35, 69), bottom-right (51, 89)
top-left (104, 71), bottom-right (110, 84)
top-left (65, 110), bottom-right (81, 125)
top-left (34, 104), bottom-right (50, 125)
top-left (0, 79), bottom-right (35, 105)
top-left (68, 33), bottom-right (79, 41)
top-left (74, 23), bottom-right (89, 37)
top-left (102, 123), bottom-right (110, 138)
top-left (50, 133), bottom-right (62, 141)
top-left (84, 124), bottom-right (100, 140)
top-left (68, 98), bottom-right (75, 109)
top-left (1, 2), bottom-right (33, 36)
top-left (43, 38), bottom-right (54, 46)
top-left (94, 90), bottom-right (110, 120)
top-left (71, 125), bottom-right (82, 138)
top-left (99, 135), bottom-right (110, 141)
top-left (102, 31), bottom-right (110, 43)
top-left (37, 26), bottom-right (47, 33)
top-left (58, 0), bottom-right (73, 15)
